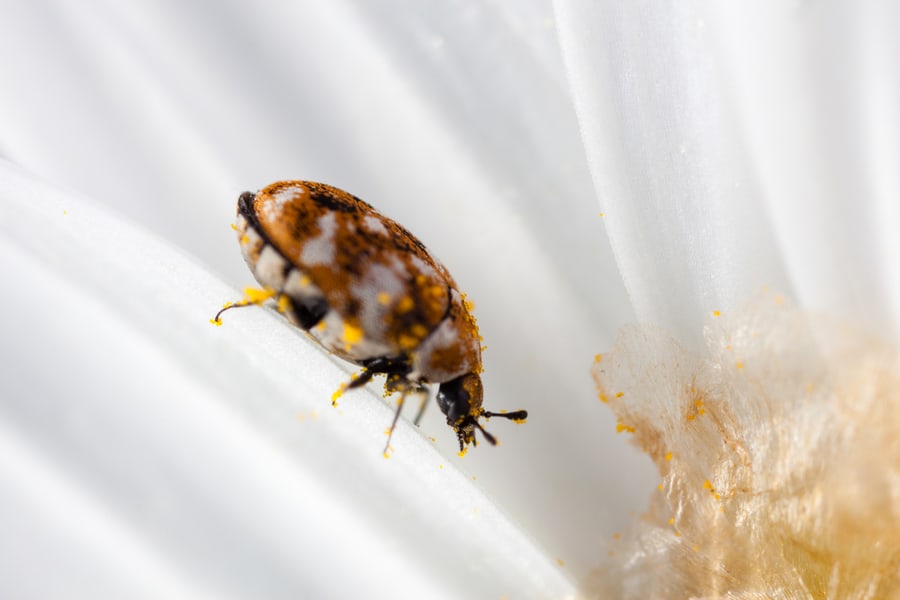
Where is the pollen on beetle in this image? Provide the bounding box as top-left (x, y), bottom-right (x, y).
top-left (462, 294), bottom-right (475, 312)
top-left (376, 291), bottom-right (392, 305)
top-left (243, 286), bottom-right (277, 304)
top-left (276, 294), bottom-right (293, 315)
top-left (341, 322), bottom-right (364, 348)
top-left (398, 334), bottom-right (419, 350)
top-left (397, 296), bottom-right (414, 313)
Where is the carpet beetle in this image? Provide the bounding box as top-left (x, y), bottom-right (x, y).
top-left (215, 181), bottom-right (527, 454)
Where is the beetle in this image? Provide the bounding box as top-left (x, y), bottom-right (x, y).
top-left (214, 181), bottom-right (527, 454)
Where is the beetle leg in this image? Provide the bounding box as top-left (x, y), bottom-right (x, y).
top-left (210, 300), bottom-right (253, 325)
top-left (383, 389), bottom-right (408, 457)
top-left (345, 368), bottom-right (376, 390)
top-left (411, 387), bottom-right (429, 426)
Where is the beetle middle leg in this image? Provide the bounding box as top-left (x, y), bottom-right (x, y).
top-left (382, 379), bottom-right (428, 456)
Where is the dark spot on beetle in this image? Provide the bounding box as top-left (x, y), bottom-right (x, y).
top-left (309, 188), bottom-right (371, 214)
top-left (238, 191), bottom-right (260, 229)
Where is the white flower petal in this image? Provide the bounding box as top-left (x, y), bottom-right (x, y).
top-left (555, 0), bottom-right (900, 342)
top-left (0, 163), bottom-right (574, 599)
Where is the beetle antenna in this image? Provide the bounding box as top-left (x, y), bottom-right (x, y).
top-left (473, 420), bottom-right (498, 446)
top-left (483, 409), bottom-right (528, 422)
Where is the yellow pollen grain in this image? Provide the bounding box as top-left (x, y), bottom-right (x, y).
top-left (714, 493), bottom-right (721, 500)
top-left (382, 451), bottom-right (391, 460)
top-left (686, 414), bottom-right (695, 421)
top-left (612, 532), bottom-right (621, 540)
top-left (599, 212), bottom-right (605, 218)
top-left (712, 309), bottom-right (721, 317)
top-left (674, 530), bottom-right (681, 537)
top-left (703, 480), bottom-right (713, 490)
top-left (774, 294), bottom-right (785, 305)
top-left (665, 452), bottom-right (673, 461)
top-left (230, 223), bottom-right (237, 231)
top-left (299, 274), bottom-right (311, 287)
top-left (342, 323), bottom-right (364, 347)
top-left (693, 545), bottom-right (700, 552)
top-left (599, 393), bottom-right (608, 403)
top-left (209, 318), bottom-right (223, 326)
top-left (377, 291), bottom-right (392, 305)
top-left (411, 324), bottom-right (428, 338)
top-left (397, 296), bottom-right (415, 313)
top-left (277, 294), bottom-right (293, 315)
top-left (439, 464), bottom-right (443, 469)
top-left (657, 483), bottom-right (664, 491)
top-left (243, 287), bottom-right (276, 304)
top-left (594, 353), bottom-right (602, 363)
top-left (668, 517), bottom-right (675, 525)
top-left (736, 361), bottom-right (744, 370)
top-left (615, 391), bottom-right (624, 398)
top-left (616, 422), bottom-right (635, 434)
top-left (398, 334), bottom-right (418, 350)
top-left (457, 448), bottom-right (468, 458)
top-left (556, 558), bottom-right (565, 567)
top-left (331, 383), bottom-right (347, 406)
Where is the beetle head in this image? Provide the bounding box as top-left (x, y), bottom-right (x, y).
top-left (437, 373), bottom-right (528, 452)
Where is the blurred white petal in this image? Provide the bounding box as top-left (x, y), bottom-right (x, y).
top-left (556, 0), bottom-right (900, 344)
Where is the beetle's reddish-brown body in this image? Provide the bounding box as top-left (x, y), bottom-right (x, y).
top-left (229, 180), bottom-right (526, 451)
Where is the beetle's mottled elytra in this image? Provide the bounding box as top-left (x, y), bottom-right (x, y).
top-left (214, 181), bottom-right (527, 454)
